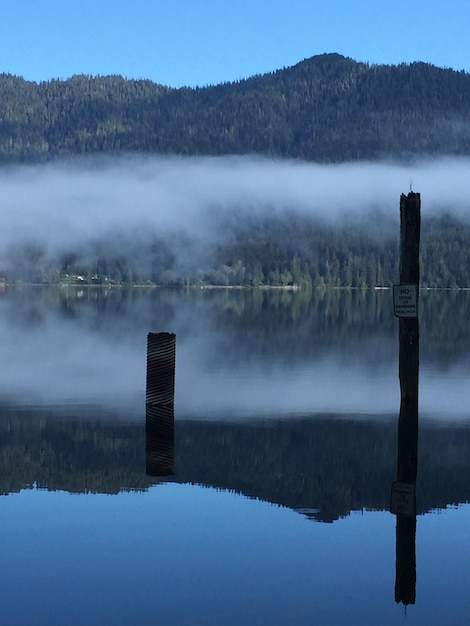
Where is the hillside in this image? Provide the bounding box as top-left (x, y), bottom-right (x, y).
top-left (1, 53), bottom-right (470, 163)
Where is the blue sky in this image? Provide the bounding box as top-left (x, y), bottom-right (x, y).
top-left (1, 0), bottom-right (469, 86)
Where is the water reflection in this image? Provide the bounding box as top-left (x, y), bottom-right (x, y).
top-left (1, 286), bottom-right (470, 418)
top-left (1, 406), bottom-right (470, 519)
top-left (2, 286), bottom-right (470, 623)
top-left (0, 416), bottom-right (468, 624)
top-left (395, 515), bottom-right (417, 605)
top-left (146, 404), bottom-right (175, 477)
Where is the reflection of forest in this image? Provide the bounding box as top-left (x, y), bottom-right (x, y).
top-left (1, 409), bottom-right (470, 523)
top-left (2, 286), bottom-right (470, 367)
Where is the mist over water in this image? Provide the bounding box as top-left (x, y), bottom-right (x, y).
top-left (1, 155), bottom-right (470, 267)
top-left (0, 287), bottom-right (470, 422)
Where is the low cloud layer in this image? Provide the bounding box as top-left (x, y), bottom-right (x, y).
top-left (1, 155), bottom-right (470, 258)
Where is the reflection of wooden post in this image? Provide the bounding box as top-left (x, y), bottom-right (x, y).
top-left (393, 192), bottom-right (420, 606)
top-left (146, 332), bottom-right (175, 476)
top-left (395, 516), bottom-right (416, 604)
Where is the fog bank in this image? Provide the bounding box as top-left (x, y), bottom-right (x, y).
top-left (1, 155), bottom-right (470, 257)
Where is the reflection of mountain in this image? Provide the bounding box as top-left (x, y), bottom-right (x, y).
top-left (177, 418), bottom-right (470, 522)
top-left (1, 408), bottom-right (470, 522)
top-left (0, 408), bottom-right (154, 495)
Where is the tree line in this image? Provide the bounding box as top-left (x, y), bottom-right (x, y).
top-left (1, 53), bottom-right (470, 163)
top-left (2, 211), bottom-right (470, 289)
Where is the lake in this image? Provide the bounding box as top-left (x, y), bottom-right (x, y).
top-left (1, 286), bottom-right (470, 625)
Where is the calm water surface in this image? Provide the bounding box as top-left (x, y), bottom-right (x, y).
top-left (1, 286), bottom-right (470, 625)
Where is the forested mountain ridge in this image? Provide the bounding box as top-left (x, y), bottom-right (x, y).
top-left (2, 53), bottom-right (470, 163)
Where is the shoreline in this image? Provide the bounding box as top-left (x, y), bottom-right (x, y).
top-left (2, 282), bottom-right (470, 292)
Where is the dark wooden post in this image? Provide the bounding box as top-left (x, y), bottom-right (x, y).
top-left (392, 192), bottom-right (420, 605)
top-left (397, 192), bottom-right (420, 486)
top-left (145, 332), bottom-right (176, 476)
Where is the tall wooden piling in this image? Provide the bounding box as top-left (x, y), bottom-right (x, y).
top-left (397, 192), bottom-right (420, 486)
top-left (145, 332), bottom-right (176, 476)
top-left (393, 192), bottom-right (420, 605)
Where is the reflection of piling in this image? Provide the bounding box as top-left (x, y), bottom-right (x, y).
top-left (395, 515), bottom-right (416, 605)
top-left (145, 332), bottom-right (175, 476)
top-left (393, 192), bottom-right (420, 606)
top-left (146, 404), bottom-right (174, 476)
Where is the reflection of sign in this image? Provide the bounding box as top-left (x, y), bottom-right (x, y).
top-left (390, 481), bottom-right (416, 516)
top-left (393, 284), bottom-right (418, 318)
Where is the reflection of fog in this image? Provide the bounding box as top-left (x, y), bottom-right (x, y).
top-left (0, 288), bottom-right (470, 420)
top-left (178, 357), bottom-right (398, 418)
top-left (0, 314), bottom-right (146, 407)
top-left (0, 313), bottom-right (402, 415)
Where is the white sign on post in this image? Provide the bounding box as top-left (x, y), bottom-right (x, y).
top-left (393, 284), bottom-right (418, 318)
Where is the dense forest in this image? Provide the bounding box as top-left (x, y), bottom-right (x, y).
top-left (2, 211), bottom-right (470, 288)
top-left (1, 53), bottom-right (470, 163)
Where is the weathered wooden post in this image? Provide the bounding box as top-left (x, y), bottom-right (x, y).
top-left (391, 192), bottom-right (420, 605)
top-left (396, 192), bottom-right (420, 486)
top-left (145, 332), bottom-right (176, 476)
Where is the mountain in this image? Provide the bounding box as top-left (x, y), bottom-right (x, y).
top-left (1, 53), bottom-right (470, 163)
